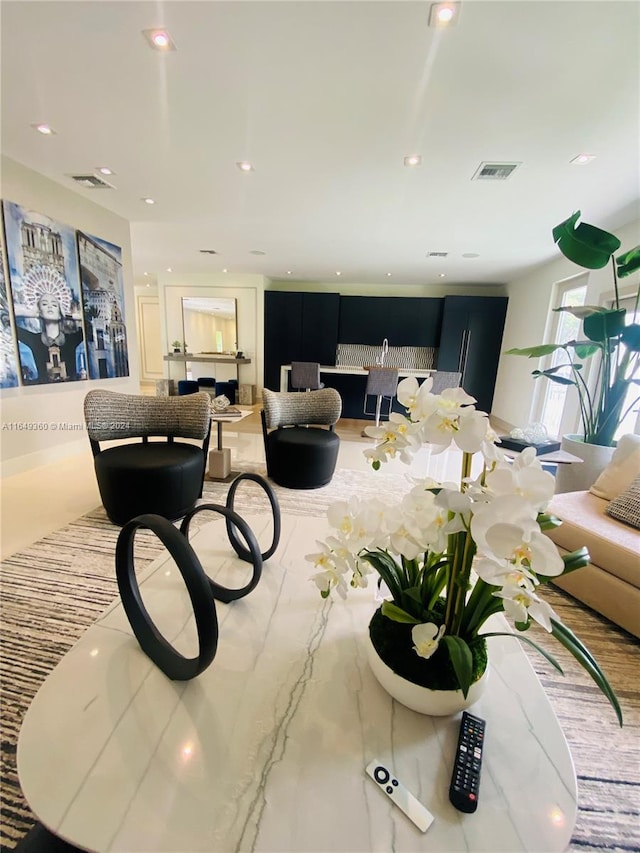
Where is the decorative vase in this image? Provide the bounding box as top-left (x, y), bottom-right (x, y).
top-left (366, 608), bottom-right (489, 716)
top-left (555, 433), bottom-right (615, 494)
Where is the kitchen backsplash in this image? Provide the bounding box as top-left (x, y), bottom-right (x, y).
top-left (335, 344), bottom-right (436, 370)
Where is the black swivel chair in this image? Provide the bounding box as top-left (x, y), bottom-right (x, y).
top-left (84, 390), bottom-right (211, 525)
top-left (261, 388), bottom-right (342, 489)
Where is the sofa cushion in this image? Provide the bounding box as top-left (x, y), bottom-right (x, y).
top-left (590, 433), bottom-right (640, 499)
top-left (606, 476), bottom-right (640, 530)
top-left (546, 490), bottom-right (640, 588)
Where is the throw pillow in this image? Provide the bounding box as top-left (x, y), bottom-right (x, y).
top-left (590, 433), bottom-right (640, 500)
top-left (605, 476), bottom-right (640, 530)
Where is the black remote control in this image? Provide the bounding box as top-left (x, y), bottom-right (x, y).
top-left (449, 711), bottom-right (486, 813)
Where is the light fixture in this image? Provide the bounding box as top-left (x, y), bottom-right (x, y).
top-left (439, 273), bottom-right (446, 278)
top-left (166, 267), bottom-right (172, 272)
top-left (236, 161), bottom-right (254, 172)
top-left (286, 271), bottom-right (292, 275)
top-left (386, 272), bottom-right (392, 277)
top-left (142, 29), bottom-right (177, 51)
top-left (428, 2), bottom-right (460, 27)
top-left (144, 272), bottom-right (149, 276)
top-left (32, 123), bottom-right (56, 135)
top-left (97, 166), bottom-right (114, 175)
top-left (142, 197), bottom-right (156, 205)
top-left (404, 155), bottom-right (422, 167)
top-left (570, 153), bottom-right (596, 165)
top-left (336, 271), bottom-right (342, 276)
top-left (222, 268), bottom-right (228, 273)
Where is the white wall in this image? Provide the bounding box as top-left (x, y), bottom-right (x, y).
top-left (0, 157), bottom-right (138, 475)
top-left (157, 274), bottom-right (266, 391)
top-left (493, 217), bottom-right (640, 433)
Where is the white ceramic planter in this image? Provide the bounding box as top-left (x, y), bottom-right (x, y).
top-left (365, 634), bottom-right (489, 716)
top-left (554, 434), bottom-right (615, 494)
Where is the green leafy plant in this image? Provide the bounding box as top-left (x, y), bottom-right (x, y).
top-left (507, 212), bottom-right (640, 447)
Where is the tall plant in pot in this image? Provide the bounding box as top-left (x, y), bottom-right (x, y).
top-left (507, 212), bottom-right (640, 476)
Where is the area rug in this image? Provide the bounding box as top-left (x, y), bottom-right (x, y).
top-left (1, 467), bottom-right (638, 852)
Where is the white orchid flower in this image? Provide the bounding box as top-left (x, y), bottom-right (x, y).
top-left (486, 453), bottom-right (555, 510)
top-left (396, 376), bottom-right (424, 416)
top-left (479, 519), bottom-right (565, 578)
top-left (412, 622), bottom-right (446, 659)
top-left (311, 567), bottom-right (348, 599)
top-left (471, 494), bottom-right (538, 555)
top-left (474, 556), bottom-right (539, 589)
top-left (495, 581), bottom-right (557, 632)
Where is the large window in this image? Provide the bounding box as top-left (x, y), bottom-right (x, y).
top-left (536, 276), bottom-right (588, 438)
top-left (612, 293), bottom-right (640, 440)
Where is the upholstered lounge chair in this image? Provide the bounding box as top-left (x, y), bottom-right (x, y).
top-left (84, 390), bottom-right (211, 525)
top-left (261, 388), bottom-right (342, 489)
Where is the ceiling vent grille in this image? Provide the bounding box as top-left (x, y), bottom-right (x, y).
top-left (69, 173), bottom-right (115, 189)
top-left (199, 249), bottom-right (218, 254)
top-left (427, 251), bottom-right (448, 258)
top-left (472, 162), bottom-right (521, 180)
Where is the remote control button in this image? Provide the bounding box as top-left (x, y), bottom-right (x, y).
top-left (374, 766), bottom-right (390, 784)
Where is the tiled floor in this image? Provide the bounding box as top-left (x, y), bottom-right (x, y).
top-left (0, 402), bottom-right (468, 560)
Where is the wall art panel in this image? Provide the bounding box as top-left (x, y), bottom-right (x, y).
top-left (0, 209), bottom-right (19, 388)
top-left (77, 231), bottom-right (129, 379)
top-left (2, 200), bottom-right (87, 385)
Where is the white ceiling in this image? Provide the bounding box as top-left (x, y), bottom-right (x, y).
top-left (1, 1), bottom-right (639, 288)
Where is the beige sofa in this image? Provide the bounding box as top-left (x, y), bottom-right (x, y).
top-left (546, 489), bottom-right (640, 639)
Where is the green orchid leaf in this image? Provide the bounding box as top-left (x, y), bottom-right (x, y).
top-left (441, 635), bottom-right (473, 697)
top-left (616, 245), bottom-right (640, 278)
top-left (480, 631), bottom-right (564, 675)
top-left (621, 323), bottom-right (640, 352)
top-left (583, 309), bottom-right (626, 343)
top-left (561, 546), bottom-right (590, 574)
top-left (506, 344), bottom-right (563, 358)
top-left (380, 600), bottom-right (421, 624)
top-left (550, 619), bottom-right (623, 726)
top-left (536, 512), bottom-right (562, 530)
top-left (553, 211), bottom-right (621, 269)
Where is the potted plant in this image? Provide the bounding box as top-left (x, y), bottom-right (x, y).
top-left (306, 378), bottom-right (622, 723)
top-left (171, 340), bottom-right (182, 354)
top-left (507, 212), bottom-right (640, 472)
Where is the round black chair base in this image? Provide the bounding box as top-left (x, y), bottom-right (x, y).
top-left (267, 427), bottom-right (339, 490)
top-left (95, 443), bottom-right (205, 525)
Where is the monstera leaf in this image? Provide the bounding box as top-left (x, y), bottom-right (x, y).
top-left (552, 211), bottom-right (622, 269)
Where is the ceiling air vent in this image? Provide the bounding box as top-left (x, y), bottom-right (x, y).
top-left (69, 173), bottom-right (115, 189)
top-left (472, 162), bottom-right (521, 180)
top-left (427, 251), bottom-right (448, 258)
top-left (199, 249), bottom-right (218, 254)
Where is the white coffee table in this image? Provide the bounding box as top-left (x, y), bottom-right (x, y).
top-left (18, 514), bottom-right (577, 852)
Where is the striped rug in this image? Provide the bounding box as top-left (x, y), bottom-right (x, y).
top-left (1, 469), bottom-right (638, 852)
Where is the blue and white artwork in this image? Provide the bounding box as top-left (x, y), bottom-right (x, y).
top-left (0, 213), bottom-right (19, 388)
top-left (2, 200), bottom-right (87, 385)
top-left (77, 231), bottom-right (129, 379)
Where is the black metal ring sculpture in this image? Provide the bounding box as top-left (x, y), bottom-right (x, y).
top-left (180, 503), bottom-right (264, 603)
top-left (115, 514), bottom-right (218, 681)
top-left (225, 473), bottom-right (281, 562)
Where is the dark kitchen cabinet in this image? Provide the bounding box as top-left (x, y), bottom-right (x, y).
top-left (437, 296), bottom-right (508, 414)
top-left (264, 291), bottom-right (340, 390)
top-left (339, 296), bottom-right (443, 347)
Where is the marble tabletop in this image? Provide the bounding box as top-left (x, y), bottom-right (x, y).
top-left (18, 513), bottom-right (577, 852)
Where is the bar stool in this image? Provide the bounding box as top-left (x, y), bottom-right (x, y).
top-left (363, 367), bottom-right (399, 430)
top-left (290, 362), bottom-right (324, 392)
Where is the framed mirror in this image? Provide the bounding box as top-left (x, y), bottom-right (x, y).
top-left (181, 297), bottom-right (237, 355)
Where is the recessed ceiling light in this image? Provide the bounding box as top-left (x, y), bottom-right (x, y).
top-left (287, 271), bottom-right (292, 275)
top-left (32, 123), bottom-right (56, 135)
top-left (570, 153), bottom-right (597, 165)
top-left (404, 155), bottom-right (422, 167)
top-left (142, 29), bottom-right (177, 51)
top-left (166, 267), bottom-right (172, 272)
top-left (439, 273), bottom-right (446, 278)
top-left (97, 166), bottom-right (114, 175)
top-left (428, 2), bottom-right (460, 27)
top-left (386, 272), bottom-right (392, 277)
top-left (336, 271), bottom-right (342, 276)
top-left (236, 161), bottom-right (254, 172)
top-left (144, 272), bottom-right (149, 276)
top-left (142, 197), bottom-right (156, 205)
top-left (222, 268), bottom-right (228, 273)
